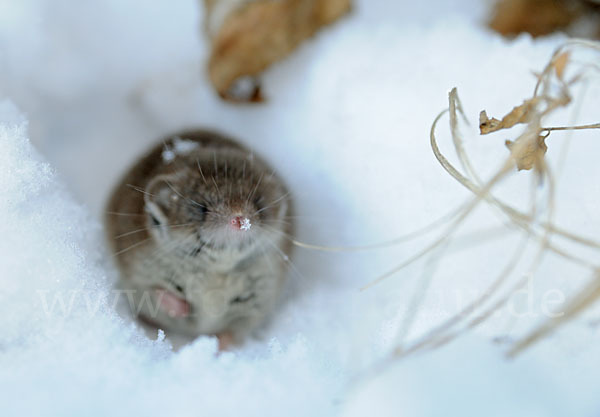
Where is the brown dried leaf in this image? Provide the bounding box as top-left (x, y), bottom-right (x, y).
top-left (479, 111), bottom-right (501, 133)
top-left (505, 135), bottom-right (548, 171)
top-left (479, 98), bottom-right (538, 134)
top-left (489, 0), bottom-right (583, 38)
top-left (204, 0), bottom-right (351, 101)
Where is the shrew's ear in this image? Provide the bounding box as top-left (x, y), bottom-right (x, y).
top-left (144, 175), bottom-right (180, 229)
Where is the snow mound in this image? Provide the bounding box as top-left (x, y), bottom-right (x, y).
top-left (0, 103), bottom-right (343, 417)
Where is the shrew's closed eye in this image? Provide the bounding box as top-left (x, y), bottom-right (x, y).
top-left (187, 202), bottom-right (208, 222)
top-left (150, 214), bottom-right (161, 226)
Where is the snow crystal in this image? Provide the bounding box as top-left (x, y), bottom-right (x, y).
top-left (162, 136), bottom-right (200, 163)
top-left (156, 329), bottom-right (166, 342)
top-left (161, 148), bottom-right (175, 162)
top-left (240, 217), bottom-right (252, 231)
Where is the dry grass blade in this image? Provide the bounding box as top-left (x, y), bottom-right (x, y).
top-left (542, 122), bottom-right (600, 132)
top-left (508, 269), bottom-right (600, 357)
top-left (289, 203), bottom-right (465, 253)
top-left (395, 235), bottom-right (529, 358)
top-left (390, 39), bottom-right (600, 360)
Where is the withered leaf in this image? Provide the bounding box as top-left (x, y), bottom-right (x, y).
top-left (204, 0), bottom-right (351, 101)
top-left (479, 98), bottom-right (538, 134)
top-left (488, 0), bottom-right (581, 38)
top-left (505, 135), bottom-right (548, 171)
top-left (479, 111), bottom-right (501, 133)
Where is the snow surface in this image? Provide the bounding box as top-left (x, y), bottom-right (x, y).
top-left (1, 0), bottom-right (600, 416)
top-left (162, 137), bottom-right (200, 163)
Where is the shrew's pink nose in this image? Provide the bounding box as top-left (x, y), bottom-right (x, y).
top-left (230, 216), bottom-right (252, 231)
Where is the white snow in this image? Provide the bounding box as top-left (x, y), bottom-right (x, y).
top-left (162, 136), bottom-right (200, 163)
top-left (240, 217), bottom-right (252, 231)
top-left (1, 0), bottom-right (600, 416)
